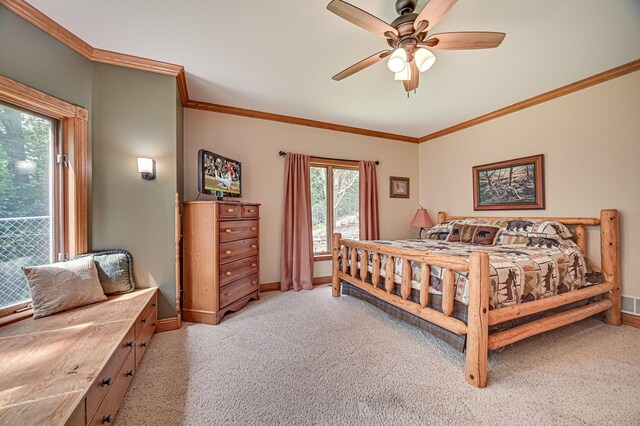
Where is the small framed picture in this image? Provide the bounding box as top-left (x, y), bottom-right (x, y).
top-left (389, 176), bottom-right (410, 198)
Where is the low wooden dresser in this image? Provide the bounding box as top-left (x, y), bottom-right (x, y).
top-left (0, 288), bottom-right (157, 425)
top-left (183, 201), bottom-right (261, 325)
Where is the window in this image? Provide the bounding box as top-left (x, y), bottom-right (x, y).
top-left (0, 102), bottom-right (62, 312)
top-left (0, 74), bottom-right (88, 321)
top-left (310, 160), bottom-right (359, 255)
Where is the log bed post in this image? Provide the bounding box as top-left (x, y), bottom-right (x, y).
top-left (601, 209), bottom-right (621, 326)
top-left (466, 252), bottom-right (490, 388)
top-left (332, 233), bottom-right (342, 297)
top-left (437, 211), bottom-right (447, 224)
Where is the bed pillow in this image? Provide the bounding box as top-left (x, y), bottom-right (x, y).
top-left (447, 224), bottom-right (500, 245)
top-left (22, 256), bottom-right (107, 319)
top-left (74, 250), bottom-right (135, 295)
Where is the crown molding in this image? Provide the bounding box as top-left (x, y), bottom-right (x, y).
top-left (418, 59), bottom-right (640, 143)
top-left (2, 1), bottom-right (638, 144)
top-left (0, 0), bottom-right (93, 58)
top-left (0, 0), bottom-right (190, 105)
top-left (185, 100), bottom-right (419, 143)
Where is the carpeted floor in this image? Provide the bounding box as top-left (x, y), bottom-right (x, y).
top-left (116, 286), bottom-right (640, 425)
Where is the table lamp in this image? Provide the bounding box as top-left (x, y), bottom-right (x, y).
top-left (410, 207), bottom-right (434, 238)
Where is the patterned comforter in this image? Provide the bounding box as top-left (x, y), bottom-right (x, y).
top-left (346, 238), bottom-right (600, 310)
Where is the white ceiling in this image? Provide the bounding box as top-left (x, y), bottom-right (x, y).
top-left (29, 0), bottom-right (640, 137)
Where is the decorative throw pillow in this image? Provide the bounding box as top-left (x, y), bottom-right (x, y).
top-left (448, 224), bottom-right (500, 245)
top-left (447, 223), bottom-right (465, 242)
top-left (469, 225), bottom-right (501, 245)
top-left (74, 250), bottom-right (135, 295)
top-left (22, 257), bottom-right (107, 319)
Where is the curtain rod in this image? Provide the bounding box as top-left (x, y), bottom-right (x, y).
top-left (278, 151), bottom-right (379, 165)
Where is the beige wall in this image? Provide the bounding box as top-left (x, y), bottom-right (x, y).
top-left (419, 71), bottom-right (640, 299)
top-left (184, 110), bottom-right (420, 282)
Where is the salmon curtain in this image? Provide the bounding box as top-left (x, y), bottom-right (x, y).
top-left (359, 161), bottom-right (380, 240)
top-left (280, 153), bottom-right (314, 291)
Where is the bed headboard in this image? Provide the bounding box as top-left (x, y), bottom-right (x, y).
top-left (437, 211), bottom-right (609, 268)
top-left (437, 209), bottom-right (620, 325)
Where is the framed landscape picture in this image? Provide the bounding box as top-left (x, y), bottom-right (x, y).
top-left (389, 176), bottom-right (410, 198)
top-left (472, 154), bottom-right (545, 210)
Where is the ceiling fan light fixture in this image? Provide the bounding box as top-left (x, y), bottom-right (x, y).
top-left (387, 48), bottom-right (407, 73)
top-left (394, 63), bottom-right (412, 81)
top-left (414, 48), bottom-right (436, 72)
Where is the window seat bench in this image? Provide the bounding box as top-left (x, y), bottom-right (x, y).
top-left (0, 288), bottom-right (158, 425)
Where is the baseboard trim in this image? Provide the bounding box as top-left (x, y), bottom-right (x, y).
top-left (155, 316), bottom-right (181, 333)
top-left (260, 276), bottom-right (332, 292)
top-left (622, 312), bottom-right (640, 329)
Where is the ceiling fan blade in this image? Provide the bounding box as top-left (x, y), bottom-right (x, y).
top-left (413, 0), bottom-right (458, 31)
top-left (403, 60), bottom-right (419, 92)
top-left (425, 32), bottom-right (506, 50)
top-left (332, 50), bottom-right (391, 81)
top-left (327, 0), bottom-right (398, 38)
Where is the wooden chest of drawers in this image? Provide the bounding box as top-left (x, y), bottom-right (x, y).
top-left (182, 201), bottom-right (261, 325)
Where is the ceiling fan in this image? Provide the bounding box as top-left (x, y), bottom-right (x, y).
top-left (327, 0), bottom-right (505, 95)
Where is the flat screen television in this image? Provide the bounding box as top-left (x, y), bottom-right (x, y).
top-left (198, 149), bottom-right (242, 198)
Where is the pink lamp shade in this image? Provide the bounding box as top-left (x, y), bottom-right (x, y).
top-left (410, 208), bottom-right (434, 229)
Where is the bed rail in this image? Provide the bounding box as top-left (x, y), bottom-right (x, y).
top-left (331, 209), bottom-right (621, 388)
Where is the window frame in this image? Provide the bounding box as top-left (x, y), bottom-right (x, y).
top-left (310, 157), bottom-right (359, 260)
top-left (0, 74), bottom-right (88, 324)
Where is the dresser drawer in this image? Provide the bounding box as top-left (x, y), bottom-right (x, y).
top-left (219, 203), bottom-right (241, 218)
top-left (88, 349), bottom-right (135, 426)
top-left (135, 309), bottom-right (156, 369)
top-left (219, 238), bottom-right (258, 264)
top-left (241, 205), bottom-right (259, 218)
top-left (135, 292), bottom-right (157, 338)
top-left (219, 220), bottom-right (258, 243)
top-left (219, 256), bottom-right (258, 286)
top-left (86, 326), bottom-right (134, 419)
top-left (220, 274), bottom-right (258, 308)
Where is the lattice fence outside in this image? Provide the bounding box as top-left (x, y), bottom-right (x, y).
top-left (0, 216), bottom-right (50, 308)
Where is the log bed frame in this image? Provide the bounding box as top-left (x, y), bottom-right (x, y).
top-left (331, 209), bottom-right (621, 388)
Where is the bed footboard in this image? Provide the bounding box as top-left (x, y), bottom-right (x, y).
top-left (331, 233), bottom-right (492, 387)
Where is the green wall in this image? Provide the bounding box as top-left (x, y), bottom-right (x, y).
top-left (0, 7), bottom-right (92, 110)
top-left (1, 6), bottom-right (182, 319)
top-left (91, 63), bottom-right (180, 318)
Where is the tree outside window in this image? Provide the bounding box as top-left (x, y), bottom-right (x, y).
top-left (310, 163), bottom-right (359, 254)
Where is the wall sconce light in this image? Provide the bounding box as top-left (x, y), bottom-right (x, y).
top-left (137, 158), bottom-right (156, 180)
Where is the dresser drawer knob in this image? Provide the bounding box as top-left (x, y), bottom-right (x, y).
top-left (225, 271), bottom-right (232, 276)
top-left (102, 415), bottom-right (113, 424)
top-left (125, 341), bottom-right (134, 348)
top-left (251, 281), bottom-right (257, 285)
top-left (225, 292), bottom-right (232, 298)
top-left (248, 209), bottom-right (255, 213)
top-left (251, 263), bottom-right (257, 267)
top-left (225, 229), bottom-right (232, 233)
top-left (152, 303), bottom-right (156, 308)
top-left (225, 250), bottom-right (232, 255)
top-left (152, 322), bottom-right (157, 327)
top-left (251, 227), bottom-right (256, 231)
top-left (227, 208), bottom-right (234, 213)
top-left (101, 378), bottom-right (113, 387)
top-left (141, 342), bottom-right (148, 348)
top-left (141, 318), bottom-right (147, 324)
top-left (250, 245), bottom-right (257, 249)
top-left (126, 370), bottom-right (135, 377)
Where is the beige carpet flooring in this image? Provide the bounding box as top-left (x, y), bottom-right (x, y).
top-left (116, 286), bottom-right (640, 425)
